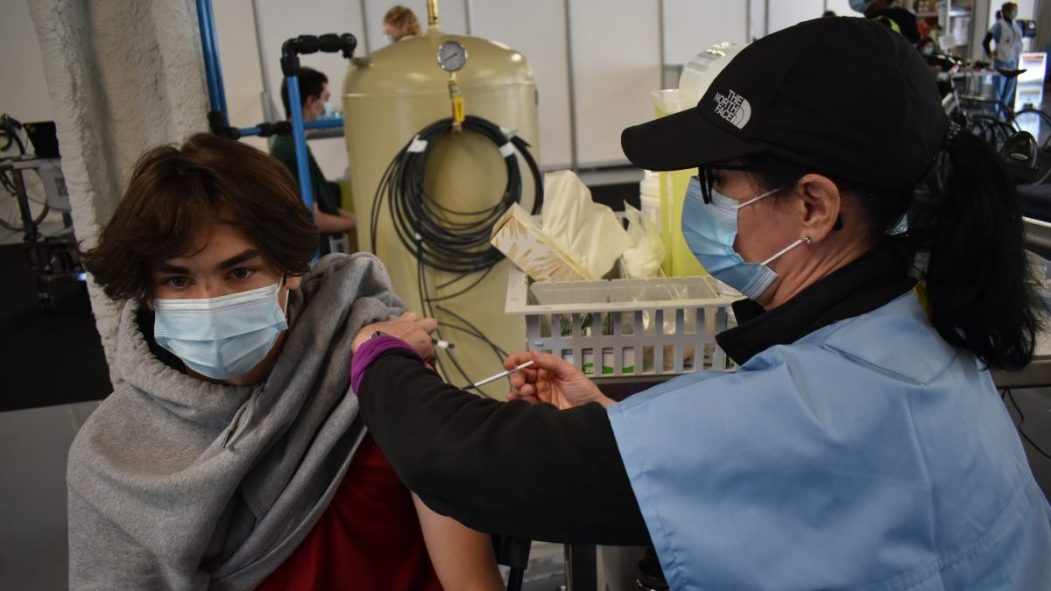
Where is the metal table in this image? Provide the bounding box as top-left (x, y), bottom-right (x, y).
top-left (0, 156), bottom-right (81, 311)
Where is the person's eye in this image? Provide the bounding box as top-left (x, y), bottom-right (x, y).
top-left (163, 276), bottom-right (190, 289)
top-left (229, 267), bottom-right (255, 281)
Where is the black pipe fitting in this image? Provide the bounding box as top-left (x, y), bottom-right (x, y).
top-left (281, 33), bottom-right (357, 76)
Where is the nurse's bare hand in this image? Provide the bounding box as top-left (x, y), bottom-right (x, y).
top-left (505, 351), bottom-right (614, 409)
top-left (352, 311), bottom-right (439, 358)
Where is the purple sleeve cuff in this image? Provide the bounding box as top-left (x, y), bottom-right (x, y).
top-left (351, 335), bottom-right (421, 394)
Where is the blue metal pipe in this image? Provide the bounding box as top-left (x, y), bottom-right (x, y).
top-left (195, 0), bottom-right (228, 116)
top-left (195, 0), bottom-right (220, 112)
top-left (237, 118), bottom-right (344, 138)
top-left (203, 0), bottom-right (229, 115)
top-left (304, 118), bottom-right (345, 130)
top-left (285, 75), bottom-right (315, 215)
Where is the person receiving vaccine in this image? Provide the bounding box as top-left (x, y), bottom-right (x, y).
top-left (68, 134), bottom-right (503, 591)
top-left (351, 17), bottom-right (1051, 590)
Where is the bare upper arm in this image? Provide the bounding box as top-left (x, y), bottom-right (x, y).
top-left (413, 493), bottom-right (504, 591)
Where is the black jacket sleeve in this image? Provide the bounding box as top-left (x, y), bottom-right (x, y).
top-left (357, 350), bottom-right (650, 545)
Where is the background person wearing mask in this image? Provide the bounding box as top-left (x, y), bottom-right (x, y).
top-left (349, 18), bottom-right (1051, 590)
top-left (383, 5), bottom-right (421, 43)
top-left (272, 67), bottom-right (357, 256)
top-left (70, 134), bottom-right (503, 590)
top-left (851, 0), bottom-right (921, 44)
top-left (984, 2), bottom-right (1025, 114)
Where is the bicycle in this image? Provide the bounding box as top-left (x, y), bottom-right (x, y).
top-left (0, 114), bottom-right (50, 233)
top-left (942, 64), bottom-right (1024, 152)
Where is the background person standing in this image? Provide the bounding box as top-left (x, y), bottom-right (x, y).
top-left (984, 2), bottom-right (1025, 114)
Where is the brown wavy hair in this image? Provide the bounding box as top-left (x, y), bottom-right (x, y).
top-left (80, 133), bottom-right (318, 301)
top-left (383, 5), bottom-right (421, 39)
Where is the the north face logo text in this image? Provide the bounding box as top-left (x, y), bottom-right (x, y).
top-left (713, 90), bottom-right (752, 129)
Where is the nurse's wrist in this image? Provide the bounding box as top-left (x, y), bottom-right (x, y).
top-left (351, 335), bottom-right (421, 393)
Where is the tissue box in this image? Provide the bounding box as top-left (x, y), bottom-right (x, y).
top-left (491, 204), bottom-right (591, 282)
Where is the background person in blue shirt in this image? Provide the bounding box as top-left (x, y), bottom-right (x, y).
top-left (983, 2), bottom-right (1025, 114)
top-left (350, 17), bottom-right (1051, 591)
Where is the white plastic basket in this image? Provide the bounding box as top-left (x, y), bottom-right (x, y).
top-left (505, 266), bottom-right (739, 377)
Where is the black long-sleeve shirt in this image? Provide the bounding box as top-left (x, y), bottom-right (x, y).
top-left (357, 246), bottom-right (915, 545)
top-left (359, 355), bottom-right (649, 544)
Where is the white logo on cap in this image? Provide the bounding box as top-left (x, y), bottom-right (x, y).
top-left (714, 90), bottom-right (751, 129)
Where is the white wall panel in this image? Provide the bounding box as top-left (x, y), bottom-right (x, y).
top-left (1, 0), bottom-right (53, 122)
top-left (471, 0), bottom-right (572, 169)
top-left (825, 0), bottom-right (859, 18)
top-left (569, 0), bottom-right (661, 167)
top-left (212, 0), bottom-right (266, 144)
top-left (663, 0), bottom-right (749, 66)
top-left (768, 0), bottom-right (826, 34)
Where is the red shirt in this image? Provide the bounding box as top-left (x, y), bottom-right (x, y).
top-left (256, 434), bottom-right (443, 591)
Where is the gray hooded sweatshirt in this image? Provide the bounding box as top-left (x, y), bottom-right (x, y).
top-left (67, 253), bottom-right (404, 590)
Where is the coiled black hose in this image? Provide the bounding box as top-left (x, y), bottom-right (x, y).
top-left (371, 114), bottom-right (542, 274)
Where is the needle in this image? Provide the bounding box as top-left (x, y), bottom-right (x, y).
top-left (461, 360), bottom-right (535, 391)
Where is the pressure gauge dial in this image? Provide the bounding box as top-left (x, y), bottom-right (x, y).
top-left (437, 41), bottom-right (468, 72)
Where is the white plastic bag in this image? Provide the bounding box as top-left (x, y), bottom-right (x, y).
top-left (541, 171), bottom-right (628, 280)
top-left (619, 204), bottom-right (665, 279)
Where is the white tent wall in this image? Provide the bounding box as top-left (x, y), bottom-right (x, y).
top-left (0, 0), bottom-right (57, 245)
top-left (27, 0), bottom-right (208, 372)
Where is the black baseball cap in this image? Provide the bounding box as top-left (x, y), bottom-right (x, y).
top-left (621, 17), bottom-right (948, 189)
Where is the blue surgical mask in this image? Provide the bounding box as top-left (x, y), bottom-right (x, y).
top-left (321, 102), bottom-right (341, 120)
top-left (154, 279), bottom-right (289, 380)
top-left (681, 176), bottom-right (805, 300)
top-left (849, 0), bottom-right (869, 12)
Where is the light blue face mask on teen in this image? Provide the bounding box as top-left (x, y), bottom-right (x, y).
top-left (154, 279), bottom-right (289, 380)
top-left (682, 176), bottom-right (805, 300)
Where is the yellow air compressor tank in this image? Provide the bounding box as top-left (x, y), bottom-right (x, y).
top-left (342, 26), bottom-right (539, 399)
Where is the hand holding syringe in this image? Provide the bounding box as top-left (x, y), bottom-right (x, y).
top-left (460, 360), bottom-right (534, 391)
top-left (503, 351), bottom-right (614, 409)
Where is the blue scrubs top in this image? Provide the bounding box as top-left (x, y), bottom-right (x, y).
top-left (609, 292), bottom-right (1051, 590)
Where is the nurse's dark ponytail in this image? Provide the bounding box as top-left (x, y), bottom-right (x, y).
top-left (908, 129), bottom-right (1041, 371)
top-left (744, 129), bottom-right (1042, 371)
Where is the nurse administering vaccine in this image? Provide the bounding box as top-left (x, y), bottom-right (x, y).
top-left (351, 17), bottom-right (1051, 590)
